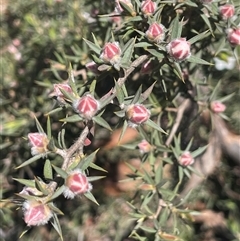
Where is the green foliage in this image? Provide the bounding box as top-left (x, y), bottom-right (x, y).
top-left (1, 0), bottom-right (240, 240)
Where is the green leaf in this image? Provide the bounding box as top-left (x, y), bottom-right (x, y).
top-left (114, 79), bottom-right (125, 104)
top-left (49, 185), bottom-right (66, 201)
top-left (60, 114), bottom-right (83, 123)
top-left (121, 37), bottom-right (136, 67)
top-left (91, 32), bottom-right (101, 49)
top-left (139, 81), bottom-right (156, 103)
top-left (78, 149), bottom-right (99, 171)
top-left (170, 14), bottom-right (182, 40)
top-left (59, 87), bottom-right (76, 102)
top-left (51, 213), bottom-right (63, 241)
top-left (172, 62), bottom-right (184, 81)
top-left (83, 38), bottom-right (101, 55)
top-left (89, 80), bottom-right (97, 95)
top-left (48, 202), bottom-right (64, 215)
top-left (84, 192), bottom-right (99, 205)
top-left (140, 225), bottom-right (156, 233)
top-left (15, 154), bottom-right (45, 169)
top-left (34, 177), bottom-right (49, 195)
top-left (145, 119), bottom-right (167, 134)
top-left (87, 176), bottom-right (106, 182)
top-left (135, 42), bottom-right (152, 48)
top-left (146, 48), bottom-right (164, 59)
top-left (131, 85), bottom-right (142, 104)
top-left (68, 63), bottom-right (78, 95)
top-left (34, 116), bottom-right (45, 134)
top-left (52, 165), bottom-right (68, 179)
top-left (191, 145), bottom-right (208, 158)
top-left (93, 116), bottom-right (112, 131)
top-left (218, 92), bottom-right (235, 103)
top-left (200, 13), bottom-right (213, 34)
top-left (46, 116), bottom-right (51, 140)
top-left (12, 178), bottom-right (35, 188)
top-left (188, 30), bottom-right (210, 44)
top-left (188, 55), bottom-right (213, 65)
top-left (44, 159), bottom-right (53, 180)
top-left (209, 79), bottom-right (222, 101)
top-left (89, 162), bottom-right (108, 172)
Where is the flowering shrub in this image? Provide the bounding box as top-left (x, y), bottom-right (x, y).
top-left (1, 0), bottom-right (240, 240)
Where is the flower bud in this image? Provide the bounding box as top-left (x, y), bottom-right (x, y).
top-left (115, 0), bottom-right (134, 14)
top-left (100, 42), bottom-right (122, 65)
top-left (166, 38), bottom-right (191, 61)
top-left (210, 101), bottom-right (226, 113)
top-left (86, 61), bottom-right (100, 75)
top-left (73, 94), bottom-right (99, 120)
top-left (52, 83), bottom-right (73, 103)
top-left (126, 104), bottom-right (150, 126)
top-left (23, 200), bottom-right (53, 226)
top-left (28, 133), bottom-right (49, 156)
top-left (141, 0), bottom-right (157, 17)
top-left (146, 23), bottom-right (165, 44)
top-left (138, 140), bottom-right (153, 153)
top-left (227, 28), bottom-right (240, 46)
top-left (178, 152), bottom-right (194, 166)
top-left (63, 169), bottom-right (92, 199)
top-left (219, 4), bottom-right (235, 19)
top-left (140, 59), bottom-right (154, 75)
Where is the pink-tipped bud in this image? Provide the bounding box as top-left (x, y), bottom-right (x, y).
top-left (23, 200), bottom-right (53, 226)
top-left (100, 42), bottom-right (122, 65)
top-left (219, 4), bottom-right (235, 19)
top-left (138, 140), bottom-right (153, 153)
top-left (210, 101), bottom-right (226, 113)
top-left (141, 0), bottom-right (157, 17)
top-left (73, 94), bottom-right (99, 120)
top-left (86, 61), bottom-right (100, 75)
top-left (64, 169), bottom-right (92, 199)
top-left (227, 28), bottom-right (240, 46)
top-left (140, 59), bottom-right (154, 75)
top-left (52, 83), bottom-right (73, 103)
top-left (166, 38), bottom-right (191, 61)
top-left (146, 23), bottom-right (165, 44)
top-left (178, 152), bottom-right (194, 166)
top-left (126, 104), bottom-right (150, 126)
top-left (115, 0), bottom-right (134, 14)
top-left (28, 133), bottom-right (49, 156)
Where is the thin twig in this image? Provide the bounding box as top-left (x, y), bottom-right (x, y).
top-left (165, 99), bottom-right (191, 147)
top-left (62, 125), bottom-right (89, 170)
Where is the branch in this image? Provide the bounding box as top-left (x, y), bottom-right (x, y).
top-left (165, 99), bottom-right (191, 147)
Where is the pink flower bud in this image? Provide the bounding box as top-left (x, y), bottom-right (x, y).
top-left (100, 42), bottom-right (122, 65)
top-left (115, 0), bottom-right (134, 14)
top-left (73, 94), bottom-right (99, 120)
top-left (52, 84), bottom-right (73, 103)
top-left (166, 38), bottom-right (191, 61)
top-left (146, 23), bottom-right (165, 44)
top-left (140, 59), bottom-right (154, 75)
top-left (219, 4), bottom-right (235, 19)
top-left (141, 0), bottom-right (157, 17)
top-left (86, 61), bottom-right (100, 75)
top-left (126, 104), bottom-right (150, 126)
top-left (210, 101), bottom-right (226, 113)
top-left (178, 152), bottom-right (194, 166)
top-left (138, 140), bottom-right (153, 153)
top-left (64, 169), bottom-right (92, 199)
top-left (23, 200), bottom-right (53, 226)
top-left (28, 133), bottom-right (49, 156)
top-left (227, 28), bottom-right (240, 46)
